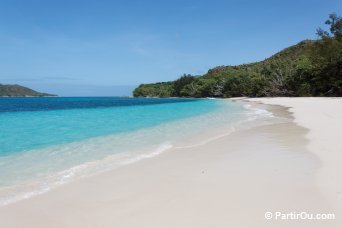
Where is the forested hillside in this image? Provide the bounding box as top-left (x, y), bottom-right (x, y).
top-left (134, 14), bottom-right (342, 97)
top-left (0, 84), bottom-right (56, 97)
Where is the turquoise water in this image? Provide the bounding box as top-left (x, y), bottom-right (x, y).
top-left (0, 97), bottom-right (269, 205)
top-left (0, 98), bottom-right (216, 155)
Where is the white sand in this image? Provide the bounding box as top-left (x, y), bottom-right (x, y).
top-left (0, 98), bottom-right (341, 227)
top-left (248, 97), bottom-right (342, 218)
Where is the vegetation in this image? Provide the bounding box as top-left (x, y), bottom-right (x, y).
top-left (133, 14), bottom-right (342, 97)
top-left (0, 84), bottom-right (56, 97)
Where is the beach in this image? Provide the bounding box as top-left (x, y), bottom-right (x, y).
top-left (249, 98), bottom-right (342, 220)
top-left (0, 98), bottom-right (341, 228)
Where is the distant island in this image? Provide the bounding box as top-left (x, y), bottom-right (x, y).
top-left (0, 84), bottom-right (56, 97)
top-left (133, 14), bottom-right (341, 98)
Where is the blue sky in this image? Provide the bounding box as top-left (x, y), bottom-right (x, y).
top-left (0, 0), bottom-right (341, 96)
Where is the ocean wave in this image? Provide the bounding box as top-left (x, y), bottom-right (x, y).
top-left (0, 100), bottom-right (283, 207)
top-left (0, 142), bottom-right (174, 206)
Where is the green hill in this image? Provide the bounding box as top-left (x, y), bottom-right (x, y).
top-left (133, 14), bottom-right (341, 98)
top-left (0, 84), bottom-right (56, 97)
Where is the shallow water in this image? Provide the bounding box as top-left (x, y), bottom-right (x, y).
top-left (0, 97), bottom-right (272, 205)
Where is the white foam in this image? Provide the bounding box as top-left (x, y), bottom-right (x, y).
top-left (0, 141), bottom-right (174, 207)
top-left (0, 100), bottom-right (281, 207)
top-left (119, 142), bottom-right (173, 165)
top-left (243, 103), bottom-right (274, 119)
top-left (176, 127), bottom-right (236, 149)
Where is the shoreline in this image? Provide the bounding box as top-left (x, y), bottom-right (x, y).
top-left (247, 97), bottom-right (342, 221)
top-left (0, 99), bottom-right (269, 206)
top-left (0, 98), bottom-right (340, 227)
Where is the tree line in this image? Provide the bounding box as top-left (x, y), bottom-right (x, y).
top-left (133, 14), bottom-right (342, 98)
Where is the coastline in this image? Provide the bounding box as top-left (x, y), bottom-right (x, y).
top-left (0, 98), bottom-right (340, 227)
top-left (247, 97), bottom-right (342, 221)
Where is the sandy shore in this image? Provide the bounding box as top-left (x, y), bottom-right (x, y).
top-left (0, 98), bottom-right (341, 227)
top-left (248, 98), bottom-right (342, 219)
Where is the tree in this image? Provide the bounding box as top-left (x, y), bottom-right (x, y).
top-left (310, 13), bottom-right (342, 96)
top-left (172, 74), bottom-right (196, 97)
top-left (317, 13), bottom-right (342, 39)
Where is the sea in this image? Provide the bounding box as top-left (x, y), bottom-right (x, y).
top-left (0, 97), bottom-right (273, 205)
